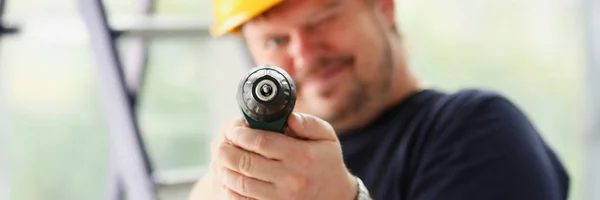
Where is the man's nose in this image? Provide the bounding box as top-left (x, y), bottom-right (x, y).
top-left (287, 31), bottom-right (323, 72)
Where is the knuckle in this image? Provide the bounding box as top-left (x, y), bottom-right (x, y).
top-left (237, 173), bottom-right (248, 194)
top-left (230, 126), bottom-right (245, 141)
top-left (221, 119), bottom-right (238, 136)
top-left (217, 142), bottom-right (229, 153)
top-left (238, 152), bottom-right (253, 174)
top-left (224, 189), bottom-right (240, 200)
top-left (296, 152), bottom-right (316, 167)
top-left (254, 133), bottom-right (269, 151)
top-left (231, 125), bottom-right (244, 134)
top-left (216, 144), bottom-right (233, 166)
top-left (286, 173), bottom-right (309, 192)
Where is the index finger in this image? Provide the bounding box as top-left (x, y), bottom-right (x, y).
top-left (225, 126), bottom-right (304, 160)
top-left (210, 117), bottom-right (247, 170)
top-left (212, 117), bottom-right (246, 149)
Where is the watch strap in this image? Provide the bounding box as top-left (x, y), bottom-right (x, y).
top-left (355, 176), bottom-right (372, 200)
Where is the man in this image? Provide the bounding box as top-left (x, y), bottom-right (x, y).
top-left (191, 0), bottom-right (570, 199)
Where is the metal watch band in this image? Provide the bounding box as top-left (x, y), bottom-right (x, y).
top-left (355, 176), bottom-right (372, 200)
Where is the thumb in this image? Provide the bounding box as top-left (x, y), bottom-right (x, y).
top-left (287, 112), bottom-right (338, 141)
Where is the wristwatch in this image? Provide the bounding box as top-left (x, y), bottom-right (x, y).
top-left (354, 176), bottom-right (373, 200)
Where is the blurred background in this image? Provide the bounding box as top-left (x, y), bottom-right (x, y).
top-left (0, 0), bottom-right (598, 200)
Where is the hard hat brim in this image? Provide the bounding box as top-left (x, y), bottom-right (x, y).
top-left (210, 0), bottom-right (284, 37)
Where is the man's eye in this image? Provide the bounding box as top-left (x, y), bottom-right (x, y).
top-left (267, 37), bottom-right (287, 48)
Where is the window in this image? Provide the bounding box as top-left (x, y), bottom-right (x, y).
top-left (1, 25), bottom-right (109, 200)
top-left (1, 0), bottom-right (244, 199)
top-left (1, 0), bottom-right (593, 199)
top-left (397, 0), bottom-right (587, 199)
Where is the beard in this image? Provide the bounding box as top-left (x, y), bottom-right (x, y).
top-left (329, 46), bottom-right (394, 132)
top-left (295, 37), bottom-right (395, 133)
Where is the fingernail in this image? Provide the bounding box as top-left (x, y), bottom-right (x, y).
top-left (293, 112), bottom-right (305, 129)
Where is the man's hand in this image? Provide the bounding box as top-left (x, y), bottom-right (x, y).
top-left (190, 112), bottom-right (357, 200)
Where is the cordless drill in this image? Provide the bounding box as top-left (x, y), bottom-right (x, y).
top-left (237, 65), bottom-right (297, 133)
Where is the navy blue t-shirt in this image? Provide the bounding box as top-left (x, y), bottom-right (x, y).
top-left (339, 89), bottom-right (569, 200)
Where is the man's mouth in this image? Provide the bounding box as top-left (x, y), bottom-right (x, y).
top-left (304, 58), bottom-right (353, 93)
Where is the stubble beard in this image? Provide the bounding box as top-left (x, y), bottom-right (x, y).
top-left (324, 38), bottom-right (394, 133)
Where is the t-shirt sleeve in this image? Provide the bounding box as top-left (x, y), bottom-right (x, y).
top-left (408, 92), bottom-right (569, 200)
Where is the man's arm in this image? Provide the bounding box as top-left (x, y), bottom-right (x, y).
top-left (409, 93), bottom-right (569, 200)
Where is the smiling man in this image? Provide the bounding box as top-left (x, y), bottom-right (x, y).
top-left (190, 0), bottom-right (570, 199)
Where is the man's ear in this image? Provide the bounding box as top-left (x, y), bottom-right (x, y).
top-left (376, 0), bottom-right (396, 30)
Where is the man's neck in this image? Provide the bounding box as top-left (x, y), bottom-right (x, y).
top-left (384, 41), bottom-right (425, 111)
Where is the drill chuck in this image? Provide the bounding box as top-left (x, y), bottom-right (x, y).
top-left (237, 65), bottom-right (296, 133)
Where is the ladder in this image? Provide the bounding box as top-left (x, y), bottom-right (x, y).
top-left (0, 0), bottom-right (18, 36)
top-left (0, 0), bottom-right (7, 198)
top-left (77, 0), bottom-right (211, 199)
top-left (0, 0), bottom-right (17, 199)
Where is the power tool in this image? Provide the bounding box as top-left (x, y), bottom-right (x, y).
top-left (237, 65), bottom-right (297, 133)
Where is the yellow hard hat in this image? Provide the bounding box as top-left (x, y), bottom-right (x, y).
top-left (211, 0), bottom-right (285, 37)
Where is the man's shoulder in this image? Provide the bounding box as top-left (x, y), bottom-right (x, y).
top-left (424, 88), bottom-right (533, 141)
top-left (421, 88), bottom-right (551, 160)
top-left (427, 88), bottom-right (525, 122)
top-left (351, 88), bottom-right (568, 200)
top-left (435, 88), bottom-right (515, 112)
top-left (399, 88), bottom-right (570, 200)
top-left (393, 88), bottom-right (522, 132)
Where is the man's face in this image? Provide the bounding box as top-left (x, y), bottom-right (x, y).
top-left (242, 0), bottom-right (397, 131)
